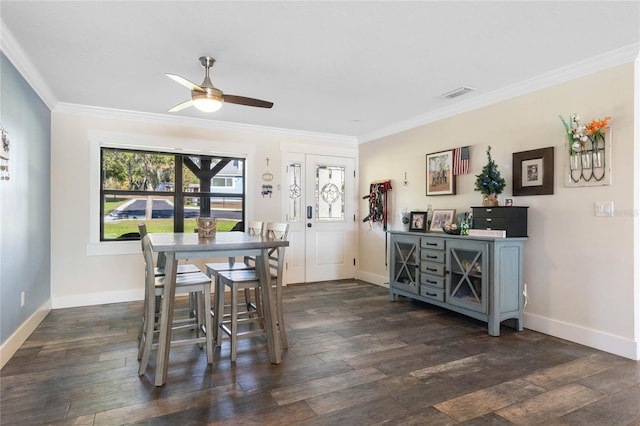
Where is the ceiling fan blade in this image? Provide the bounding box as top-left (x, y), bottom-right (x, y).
top-left (166, 73), bottom-right (205, 92)
top-left (223, 94), bottom-right (274, 109)
top-left (168, 99), bottom-right (193, 112)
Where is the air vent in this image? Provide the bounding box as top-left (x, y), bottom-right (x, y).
top-left (440, 86), bottom-right (476, 99)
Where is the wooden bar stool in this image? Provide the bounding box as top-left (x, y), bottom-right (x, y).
top-left (138, 235), bottom-right (214, 376)
top-left (205, 221), bottom-right (263, 339)
top-left (216, 222), bottom-right (289, 362)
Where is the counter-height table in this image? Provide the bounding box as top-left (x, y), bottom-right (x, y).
top-left (147, 231), bottom-right (289, 386)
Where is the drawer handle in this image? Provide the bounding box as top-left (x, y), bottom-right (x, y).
top-left (486, 209), bottom-right (492, 212)
top-left (426, 242), bottom-right (438, 246)
top-left (426, 267), bottom-right (437, 272)
top-left (486, 218), bottom-right (492, 222)
top-left (425, 291), bottom-right (437, 297)
top-left (426, 280), bottom-right (437, 285)
top-left (426, 255), bottom-right (437, 259)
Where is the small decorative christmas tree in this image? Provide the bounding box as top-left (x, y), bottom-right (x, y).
top-left (475, 146), bottom-right (505, 206)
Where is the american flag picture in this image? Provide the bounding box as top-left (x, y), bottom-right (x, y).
top-left (453, 146), bottom-right (470, 175)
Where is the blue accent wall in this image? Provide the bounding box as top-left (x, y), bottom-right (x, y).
top-left (0, 52), bottom-right (51, 345)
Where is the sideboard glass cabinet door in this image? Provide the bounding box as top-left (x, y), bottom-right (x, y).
top-left (446, 239), bottom-right (489, 314)
top-left (390, 234), bottom-right (419, 294)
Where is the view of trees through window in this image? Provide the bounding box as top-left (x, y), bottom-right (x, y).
top-left (101, 148), bottom-right (245, 241)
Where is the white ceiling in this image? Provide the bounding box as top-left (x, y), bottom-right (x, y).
top-left (2, 1), bottom-right (639, 141)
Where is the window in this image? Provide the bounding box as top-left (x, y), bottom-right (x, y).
top-left (100, 148), bottom-right (245, 241)
top-left (211, 177), bottom-right (233, 187)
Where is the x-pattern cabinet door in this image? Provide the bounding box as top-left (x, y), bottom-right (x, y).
top-left (446, 239), bottom-right (489, 314)
top-left (390, 235), bottom-right (420, 296)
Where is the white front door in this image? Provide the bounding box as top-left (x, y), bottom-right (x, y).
top-left (284, 153), bottom-right (356, 283)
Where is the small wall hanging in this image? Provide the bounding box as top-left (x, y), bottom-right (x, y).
top-left (559, 114), bottom-right (612, 187)
top-left (261, 184), bottom-right (273, 197)
top-left (1, 128), bottom-right (10, 181)
top-left (362, 180), bottom-right (392, 230)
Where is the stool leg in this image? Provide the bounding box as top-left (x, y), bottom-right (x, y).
top-left (204, 284), bottom-right (213, 364)
top-left (276, 283), bottom-right (288, 349)
top-left (196, 292), bottom-right (204, 348)
top-left (138, 293), bottom-right (157, 376)
top-left (215, 279), bottom-right (224, 347)
top-left (230, 282), bottom-right (238, 362)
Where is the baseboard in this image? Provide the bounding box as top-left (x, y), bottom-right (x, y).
top-left (52, 289), bottom-right (144, 309)
top-left (357, 271), bottom-right (388, 288)
top-left (0, 299), bottom-right (52, 369)
top-left (524, 312), bottom-right (639, 360)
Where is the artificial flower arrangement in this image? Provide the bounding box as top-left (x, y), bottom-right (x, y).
top-left (559, 114), bottom-right (611, 155)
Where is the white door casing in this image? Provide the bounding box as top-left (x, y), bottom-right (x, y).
top-left (284, 153), bottom-right (356, 283)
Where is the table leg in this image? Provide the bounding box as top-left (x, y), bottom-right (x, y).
top-left (155, 252), bottom-right (177, 386)
top-left (257, 249), bottom-right (281, 364)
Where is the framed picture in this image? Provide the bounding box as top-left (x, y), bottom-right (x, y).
top-left (429, 209), bottom-right (456, 233)
top-left (513, 147), bottom-right (554, 196)
top-left (409, 211), bottom-right (427, 232)
top-left (426, 150), bottom-right (456, 195)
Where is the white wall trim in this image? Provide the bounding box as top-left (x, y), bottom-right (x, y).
top-left (2, 16), bottom-right (356, 145)
top-left (55, 102), bottom-right (358, 145)
top-left (0, 19), bottom-right (57, 110)
top-left (633, 50), bottom-right (640, 357)
top-left (357, 270), bottom-right (388, 288)
top-left (52, 289), bottom-right (143, 310)
top-left (359, 43), bottom-right (640, 143)
top-left (524, 312), bottom-right (639, 361)
top-left (0, 299), bottom-right (52, 369)
top-left (280, 141), bottom-right (358, 157)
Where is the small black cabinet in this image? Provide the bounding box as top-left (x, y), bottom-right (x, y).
top-left (472, 206), bottom-right (528, 237)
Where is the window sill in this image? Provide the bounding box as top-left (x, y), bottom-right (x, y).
top-left (86, 241), bottom-right (140, 256)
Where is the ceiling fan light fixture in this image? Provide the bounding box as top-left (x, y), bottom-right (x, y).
top-left (192, 92), bottom-right (223, 112)
top-left (167, 56), bottom-right (273, 112)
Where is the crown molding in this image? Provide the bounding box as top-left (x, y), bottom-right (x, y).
top-left (3, 16), bottom-right (636, 146)
top-left (0, 19), bottom-right (57, 110)
top-left (358, 43), bottom-right (640, 144)
top-left (53, 102), bottom-right (358, 145)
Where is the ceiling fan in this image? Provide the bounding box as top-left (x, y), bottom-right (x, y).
top-left (166, 56), bottom-right (273, 113)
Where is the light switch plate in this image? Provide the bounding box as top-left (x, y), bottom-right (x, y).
top-left (595, 201), bottom-right (614, 217)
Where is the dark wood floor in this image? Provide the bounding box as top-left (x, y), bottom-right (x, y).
top-left (1, 280), bottom-right (639, 425)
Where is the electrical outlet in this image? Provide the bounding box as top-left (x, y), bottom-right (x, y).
top-left (21, 291), bottom-right (25, 307)
top-left (595, 201), bottom-right (614, 217)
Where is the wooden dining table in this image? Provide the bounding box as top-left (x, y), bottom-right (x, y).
top-left (147, 231), bottom-right (289, 386)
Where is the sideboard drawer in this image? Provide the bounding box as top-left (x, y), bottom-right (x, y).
top-left (421, 237), bottom-right (445, 250)
top-left (421, 274), bottom-right (444, 289)
top-left (421, 261), bottom-right (445, 276)
top-left (420, 286), bottom-right (445, 302)
top-left (421, 249), bottom-right (445, 263)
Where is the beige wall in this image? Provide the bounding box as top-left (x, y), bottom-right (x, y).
top-left (50, 63), bottom-right (638, 359)
top-left (50, 111), bottom-right (354, 306)
top-left (359, 63), bottom-right (638, 358)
